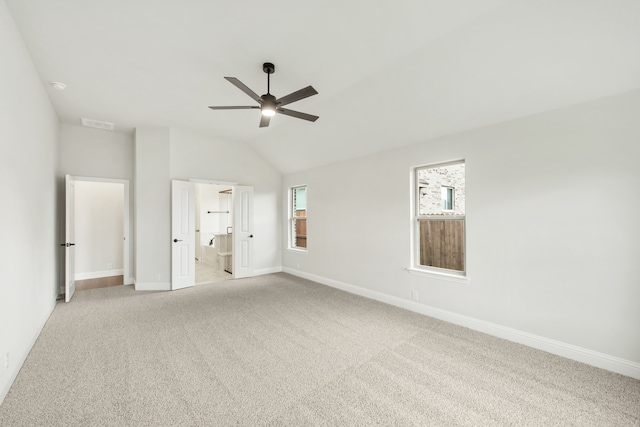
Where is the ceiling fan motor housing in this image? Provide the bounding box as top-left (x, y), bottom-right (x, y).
top-left (260, 93), bottom-right (278, 115)
top-left (261, 93), bottom-right (277, 104)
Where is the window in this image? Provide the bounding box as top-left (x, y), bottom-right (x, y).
top-left (441, 187), bottom-right (454, 211)
top-left (290, 185), bottom-right (307, 249)
top-left (414, 161), bottom-right (465, 274)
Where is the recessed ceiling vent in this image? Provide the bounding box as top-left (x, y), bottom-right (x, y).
top-left (80, 117), bottom-right (115, 131)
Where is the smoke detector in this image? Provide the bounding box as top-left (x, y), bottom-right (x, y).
top-left (80, 117), bottom-right (115, 131)
top-left (50, 81), bottom-right (66, 90)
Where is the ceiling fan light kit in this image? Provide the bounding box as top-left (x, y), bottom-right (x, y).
top-left (261, 107), bottom-right (276, 117)
top-left (209, 62), bottom-right (318, 128)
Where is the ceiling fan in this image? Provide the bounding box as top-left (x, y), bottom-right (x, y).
top-left (208, 62), bottom-right (319, 128)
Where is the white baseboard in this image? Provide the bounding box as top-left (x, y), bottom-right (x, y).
top-left (135, 268), bottom-right (283, 290)
top-left (282, 267), bottom-right (640, 380)
top-left (254, 266), bottom-right (283, 276)
top-left (124, 277), bottom-right (135, 285)
top-left (75, 269), bottom-right (124, 281)
top-left (0, 298), bottom-right (56, 405)
top-left (134, 282), bottom-right (171, 291)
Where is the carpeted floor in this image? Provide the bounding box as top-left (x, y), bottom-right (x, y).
top-left (1, 273), bottom-right (639, 426)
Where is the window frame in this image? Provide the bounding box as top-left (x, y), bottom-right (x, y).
top-left (289, 185), bottom-right (308, 251)
top-left (410, 160), bottom-right (468, 283)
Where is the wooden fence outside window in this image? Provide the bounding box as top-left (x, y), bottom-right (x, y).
top-left (419, 218), bottom-right (465, 271)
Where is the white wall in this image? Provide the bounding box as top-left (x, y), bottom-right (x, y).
top-left (133, 126), bottom-right (282, 288)
top-left (133, 127), bottom-right (281, 288)
top-left (0, 0), bottom-right (60, 404)
top-left (59, 124), bottom-right (134, 281)
top-left (134, 127), bottom-right (171, 289)
top-left (282, 90), bottom-right (640, 374)
top-left (59, 124), bottom-right (134, 180)
top-left (74, 181), bottom-right (124, 279)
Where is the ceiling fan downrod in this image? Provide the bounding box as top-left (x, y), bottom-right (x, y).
top-left (263, 62), bottom-right (275, 95)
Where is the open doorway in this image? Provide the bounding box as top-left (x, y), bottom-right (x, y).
top-left (62, 176), bottom-right (131, 301)
top-left (194, 183), bottom-right (233, 284)
top-left (74, 180), bottom-right (124, 291)
top-left (172, 180), bottom-right (254, 290)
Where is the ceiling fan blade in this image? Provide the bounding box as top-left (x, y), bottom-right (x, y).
top-left (276, 86), bottom-right (318, 107)
top-left (277, 107), bottom-right (319, 122)
top-left (224, 77), bottom-right (262, 103)
top-left (208, 106), bottom-right (259, 110)
top-left (259, 114), bottom-right (271, 128)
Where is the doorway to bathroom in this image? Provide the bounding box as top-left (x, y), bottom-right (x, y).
top-left (194, 183), bottom-right (233, 284)
top-left (172, 179), bottom-right (254, 290)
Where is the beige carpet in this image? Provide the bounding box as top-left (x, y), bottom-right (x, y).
top-left (1, 273), bottom-right (638, 426)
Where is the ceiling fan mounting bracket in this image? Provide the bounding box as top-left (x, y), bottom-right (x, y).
top-left (263, 62), bottom-right (275, 74)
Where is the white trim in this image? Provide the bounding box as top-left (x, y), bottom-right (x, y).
top-left (134, 282), bottom-right (171, 291)
top-left (189, 178), bottom-right (238, 186)
top-left (416, 215), bottom-right (466, 220)
top-left (254, 266), bottom-right (283, 276)
top-left (287, 248), bottom-right (308, 254)
top-left (0, 299), bottom-right (56, 405)
top-left (406, 267), bottom-right (470, 285)
top-left (74, 269), bottom-right (124, 281)
top-left (413, 158), bottom-right (466, 170)
top-left (282, 268), bottom-right (640, 380)
top-left (412, 161), bottom-right (467, 277)
top-left (124, 277), bottom-right (135, 285)
top-left (67, 175), bottom-right (127, 184)
top-left (288, 185), bottom-right (308, 252)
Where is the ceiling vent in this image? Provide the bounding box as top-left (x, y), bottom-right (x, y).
top-left (80, 117), bottom-right (115, 131)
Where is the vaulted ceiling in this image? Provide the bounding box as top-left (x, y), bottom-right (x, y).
top-left (6, 0), bottom-right (640, 173)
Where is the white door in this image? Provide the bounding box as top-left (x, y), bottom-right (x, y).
top-left (64, 175), bottom-right (76, 302)
top-left (171, 180), bottom-right (195, 290)
top-left (233, 185), bottom-right (254, 279)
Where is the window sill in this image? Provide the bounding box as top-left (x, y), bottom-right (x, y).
top-left (287, 247), bottom-right (308, 254)
top-left (406, 267), bottom-right (470, 285)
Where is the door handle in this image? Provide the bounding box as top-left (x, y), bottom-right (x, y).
top-left (173, 239), bottom-right (182, 243)
top-left (249, 235), bottom-right (253, 238)
top-left (60, 243), bottom-right (76, 247)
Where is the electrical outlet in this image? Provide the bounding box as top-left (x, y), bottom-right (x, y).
top-left (296, 261), bottom-right (300, 269)
top-left (107, 263), bottom-right (112, 269)
top-left (4, 353), bottom-right (9, 371)
top-left (411, 290), bottom-right (419, 301)
top-left (156, 273), bottom-right (161, 281)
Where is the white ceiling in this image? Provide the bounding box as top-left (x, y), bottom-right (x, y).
top-left (6, 0), bottom-right (640, 174)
